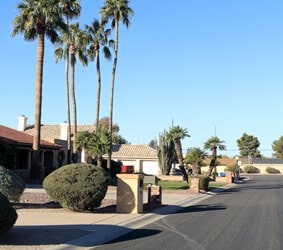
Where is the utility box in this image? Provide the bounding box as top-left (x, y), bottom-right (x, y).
top-left (116, 174), bottom-right (144, 214)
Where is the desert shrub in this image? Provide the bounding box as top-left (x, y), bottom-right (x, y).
top-left (265, 167), bottom-right (281, 174)
top-left (199, 175), bottom-right (210, 191)
top-left (0, 166), bottom-right (25, 201)
top-left (0, 192), bottom-right (18, 235)
top-left (224, 164), bottom-right (239, 173)
top-left (43, 163), bottom-right (109, 211)
top-left (243, 165), bottom-right (260, 174)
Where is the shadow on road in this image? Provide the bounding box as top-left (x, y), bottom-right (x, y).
top-left (0, 224), bottom-right (161, 248)
top-left (176, 203), bottom-right (227, 214)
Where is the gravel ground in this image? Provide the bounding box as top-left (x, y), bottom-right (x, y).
top-left (12, 192), bottom-right (117, 212)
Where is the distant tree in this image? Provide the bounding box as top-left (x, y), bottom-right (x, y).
top-left (87, 126), bottom-right (111, 167)
top-left (75, 131), bottom-right (91, 163)
top-left (236, 133), bottom-right (261, 158)
top-left (11, 0), bottom-right (66, 179)
top-left (272, 136), bottom-right (283, 158)
top-left (113, 134), bottom-right (128, 144)
top-left (204, 136), bottom-right (226, 176)
top-left (148, 139), bottom-right (158, 149)
top-left (98, 117), bottom-right (119, 132)
top-left (97, 117), bottom-right (125, 144)
top-left (167, 126), bottom-right (190, 181)
top-left (100, 0), bottom-right (134, 169)
top-left (75, 126), bottom-right (110, 167)
top-left (185, 147), bottom-right (208, 175)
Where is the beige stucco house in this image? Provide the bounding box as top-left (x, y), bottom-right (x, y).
top-left (20, 116), bottom-right (160, 175)
top-left (0, 123), bottom-right (61, 181)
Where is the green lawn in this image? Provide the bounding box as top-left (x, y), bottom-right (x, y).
top-left (109, 177), bottom-right (227, 191)
top-left (157, 180), bottom-right (227, 191)
top-left (157, 180), bottom-right (188, 190)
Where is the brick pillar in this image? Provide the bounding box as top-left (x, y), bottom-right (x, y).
top-left (225, 171), bottom-right (233, 183)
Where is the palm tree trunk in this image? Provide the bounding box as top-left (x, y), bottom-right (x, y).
top-left (107, 20), bottom-right (119, 170)
top-left (95, 49), bottom-right (101, 129)
top-left (31, 33), bottom-right (44, 180)
top-left (175, 139), bottom-right (188, 182)
top-left (70, 55), bottom-right (78, 162)
top-left (65, 52), bottom-right (72, 164)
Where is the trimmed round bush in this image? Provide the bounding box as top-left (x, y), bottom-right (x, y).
top-left (0, 192), bottom-right (18, 235)
top-left (43, 163), bottom-right (109, 211)
top-left (265, 167), bottom-right (281, 174)
top-left (243, 165), bottom-right (260, 174)
top-left (0, 166), bottom-right (26, 201)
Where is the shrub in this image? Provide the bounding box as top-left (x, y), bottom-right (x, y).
top-left (0, 192), bottom-right (18, 235)
top-left (43, 163), bottom-right (109, 211)
top-left (199, 175), bottom-right (210, 191)
top-left (0, 166), bottom-right (25, 201)
top-left (265, 167), bottom-right (281, 174)
top-left (243, 165), bottom-right (260, 174)
top-left (224, 164), bottom-right (239, 173)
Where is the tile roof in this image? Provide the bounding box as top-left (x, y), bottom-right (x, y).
top-left (24, 124), bottom-right (95, 139)
top-left (0, 125), bottom-right (60, 149)
top-left (203, 158), bottom-right (238, 166)
top-left (110, 144), bottom-right (158, 159)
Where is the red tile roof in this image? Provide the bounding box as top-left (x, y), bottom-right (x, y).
top-left (203, 158), bottom-right (238, 166)
top-left (0, 125), bottom-right (60, 149)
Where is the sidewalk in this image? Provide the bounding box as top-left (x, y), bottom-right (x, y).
top-left (0, 184), bottom-right (233, 250)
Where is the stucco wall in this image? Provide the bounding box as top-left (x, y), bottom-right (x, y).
top-left (242, 164), bottom-right (283, 174)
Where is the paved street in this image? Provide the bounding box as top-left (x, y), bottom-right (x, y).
top-left (95, 175), bottom-right (283, 250)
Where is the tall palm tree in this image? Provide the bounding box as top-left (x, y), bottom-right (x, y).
top-left (85, 20), bottom-right (113, 129)
top-left (204, 136), bottom-right (226, 176)
top-left (58, 0), bottom-right (81, 164)
top-left (100, 0), bottom-right (134, 169)
top-left (69, 23), bottom-right (88, 162)
top-left (167, 125), bottom-right (190, 182)
top-left (55, 26), bottom-right (72, 163)
top-left (11, 0), bottom-right (66, 179)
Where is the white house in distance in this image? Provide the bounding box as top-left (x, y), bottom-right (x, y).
top-left (108, 144), bottom-right (159, 176)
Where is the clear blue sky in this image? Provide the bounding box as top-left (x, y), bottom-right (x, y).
top-left (1, 0), bottom-right (283, 157)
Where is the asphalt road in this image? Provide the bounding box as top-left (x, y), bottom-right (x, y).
top-left (94, 175), bottom-right (283, 250)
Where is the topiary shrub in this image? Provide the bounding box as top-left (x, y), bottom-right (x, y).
top-left (43, 163), bottom-right (109, 211)
top-left (265, 167), bottom-right (281, 174)
top-left (224, 164), bottom-right (239, 173)
top-left (199, 175), bottom-right (210, 191)
top-left (243, 165), bottom-right (260, 174)
top-left (0, 166), bottom-right (26, 202)
top-left (0, 192), bottom-right (18, 235)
